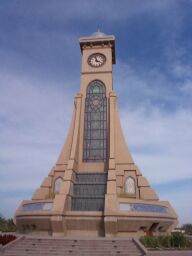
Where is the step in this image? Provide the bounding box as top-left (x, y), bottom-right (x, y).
top-left (3, 237), bottom-right (144, 256)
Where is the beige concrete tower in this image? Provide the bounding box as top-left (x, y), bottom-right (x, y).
top-left (15, 31), bottom-right (178, 237)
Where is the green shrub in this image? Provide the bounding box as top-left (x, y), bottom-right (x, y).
top-left (186, 237), bottom-right (192, 248)
top-left (170, 233), bottom-right (187, 248)
top-left (140, 236), bottom-right (159, 248)
top-left (158, 235), bottom-right (171, 248)
top-left (140, 233), bottom-right (192, 249)
top-left (0, 214), bottom-right (16, 232)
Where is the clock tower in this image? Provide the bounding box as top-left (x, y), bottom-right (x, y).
top-left (15, 31), bottom-right (177, 237)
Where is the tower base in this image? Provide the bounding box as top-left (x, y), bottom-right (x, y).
top-left (15, 197), bottom-right (177, 238)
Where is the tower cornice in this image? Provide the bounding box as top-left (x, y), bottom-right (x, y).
top-left (79, 33), bottom-right (116, 64)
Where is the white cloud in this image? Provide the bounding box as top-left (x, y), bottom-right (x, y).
top-left (113, 59), bottom-right (192, 185)
top-left (120, 107), bottom-right (192, 184)
top-left (171, 62), bottom-right (192, 79)
top-left (0, 196), bottom-right (23, 219)
top-left (0, 2), bottom-right (192, 224)
top-left (0, 71), bottom-right (73, 197)
top-left (1, 61), bottom-right (192, 221)
top-left (114, 61), bottom-right (180, 112)
top-left (3, 0), bottom-right (177, 25)
top-left (50, 1), bottom-right (176, 22)
top-left (161, 187), bottom-right (192, 225)
top-left (180, 79), bottom-right (192, 93)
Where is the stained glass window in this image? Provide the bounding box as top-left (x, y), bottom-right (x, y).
top-left (125, 177), bottom-right (136, 194)
top-left (54, 177), bottom-right (63, 194)
top-left (83, 80), bottom-right (107, 162)
top-left (119, 203), bottom-right (168, 213)
top-left (22, 202), bottom-right (53, 211)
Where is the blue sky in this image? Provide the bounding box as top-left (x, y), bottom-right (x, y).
top-left (0, 0), bottom-right (192, 225)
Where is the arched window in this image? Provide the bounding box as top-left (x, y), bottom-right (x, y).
top-left (125, 177), bottom-right (136, 195)
top-left (54, 177), bottom-right (63, 194)
top-left (83, 80), bottom-right (107, 162)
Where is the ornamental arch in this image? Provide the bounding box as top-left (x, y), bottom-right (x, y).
top-left (83, 80), bottom-right (107, 162)
top-left (125, 176), bottom-right (136, 195)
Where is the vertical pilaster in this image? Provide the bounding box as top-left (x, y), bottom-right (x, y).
top-left (104, 92), bottom-right (118, 236)
top-left (51, 93), bottom-right (82, 236)
top-left (107, 92), bottom-right (117, 194)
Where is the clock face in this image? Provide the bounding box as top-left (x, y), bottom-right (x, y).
top-left (88, 53), bottom-right (106, 67)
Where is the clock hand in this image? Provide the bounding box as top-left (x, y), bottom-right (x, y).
top-left (96, 56), bottom-right (101, 63)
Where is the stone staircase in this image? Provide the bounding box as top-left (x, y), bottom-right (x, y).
top-left (71, 173), bottom-right (107, 211)
top-left (2, 236), bottom-right (145, 256)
